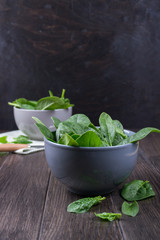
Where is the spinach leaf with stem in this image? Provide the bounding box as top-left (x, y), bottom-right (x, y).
top-left (35, 96), bottom-right (73, 110)
top-left (12, 135), bottom-right (32, 144)
top-left (121, 201), bottom-right (139, 217)
top-left (51, 116), bottom-right (61, 129)
top-left (121, 180), bottom-right (156, 201)
top-left (67, 196), bottom-right (106, 213)
top-left (8, 89), bottom-right (74, 110)
top-left (8, 98), bottom-right (37, 109)
top-left (33, 112), bottom-right (160, 147)
top-left (99, 112), bottom-right (116, 146)
top-left (94, 212), bottom-right (122, 221)
top-left (32, 117), bottom-right (54, 140)
top-left (119, 127), bottom-right (160, 145)
top-left (49, 90), bottom-right (54, 97)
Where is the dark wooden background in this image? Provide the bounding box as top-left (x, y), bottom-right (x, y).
top-left (0, 0), bottom-right (160, 131)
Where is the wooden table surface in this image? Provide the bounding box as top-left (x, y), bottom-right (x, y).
top-left (0, 132), bottom-right (160, 240)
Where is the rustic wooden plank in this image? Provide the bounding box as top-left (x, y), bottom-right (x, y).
top-left (0, 152), bottom-right (9, 167)
top-left (111, 136), bottom-right (160, 240)
top-left (38, 175), bottom-right (124, 240)
top-left (38, 134), bottom-right (160, 240)
top-left (138, 133), bottom-right (160, 172)
top-left (0, 151), bottom-right (50, 240)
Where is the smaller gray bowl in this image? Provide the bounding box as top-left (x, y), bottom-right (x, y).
top-left (13, 106), bottom-right (72, 140)
top-left (44, 130), bottom-right (139, 196)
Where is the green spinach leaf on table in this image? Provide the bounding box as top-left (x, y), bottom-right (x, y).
top-left (12, 135), bottom-right (32, 144)
top-left (94, 212), bottom-right (122, 221)
top-left (0, 136), bottom-right (8, 143)
top-left (121, 180), bottom-right (156, 201)
top-left (0, 135), bottom-right (32, 144)
top-left (67, 196), bottom-right (106, 213)
top-left (121, 201), bottom-right (139, 217)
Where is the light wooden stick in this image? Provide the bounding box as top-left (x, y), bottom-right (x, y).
top-left (0, 144), bottom-right (28, 152)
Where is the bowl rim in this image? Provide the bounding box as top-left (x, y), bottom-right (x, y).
top-left (13, 106), bottom-right (72, 113)
top-left (44, 129), bottom-right (139, 151)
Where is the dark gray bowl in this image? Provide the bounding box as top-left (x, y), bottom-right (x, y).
top-left (44, 130), bottom-right (139, 196)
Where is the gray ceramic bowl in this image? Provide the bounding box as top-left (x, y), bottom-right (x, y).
top-left (13, 106), bottom-right (72, 140)
top-left (44, 130), bottom-right (139, 196)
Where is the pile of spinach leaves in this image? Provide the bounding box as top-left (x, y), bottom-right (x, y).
top-left (0, 135), bottom-right (32, 144)
top-left (67, 179), bottom-right (155, 221)
top-left (8, 89), bottom-right (74, 110)
top-left (33, 112), bottom-right (160, 147)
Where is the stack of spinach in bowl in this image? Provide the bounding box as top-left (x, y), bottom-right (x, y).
top-left (33, 112), bottom-right (160, 147)
top-left (8, 89), bottom-right (74, 110)
top-left (8, 89), bottom-right (74, 141)
top-left (33, 112), bottom-right (160, 196)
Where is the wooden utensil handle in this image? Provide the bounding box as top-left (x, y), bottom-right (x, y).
top-left (0, 144), bottom-right (28, 152)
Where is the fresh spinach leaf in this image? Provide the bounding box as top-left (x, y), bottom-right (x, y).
top-left (99, 112), bottom-right (116, 146)
top-left (56, 114), bottom-right (91, 141)
top-left (112, 133), bottom-right (124, 146)
top-left (0, 136), bottom-right (8, 143)
top-left (12, 135), bottom-right (32, 144)
top-left (0, 135), bottom-right (32, 144)
top-left (67, 196), bottom-right (106, 213)
top-left (113, 120), bottom-right (127, 138)
top-left (8, 98), bottom-right (37, 109)
top-left (36, 96), bottom-right (71, 110)
top-left (66, 114), bottom-right (91, 126)
top-left (76, 131), bottom-right (104, 147)
top-left (120, 127), bottom-right (160, 145)
top-left (121, 201), bottom-right (139, 217)
top-left (94, 212), bottom-right (122, 221)
top-left (32, 117), bottom-right (54, 140)
top-left (33, 112), bottom-right (160, 147)
top-left (58, 133), bottom-right (79, 147)
top-left (8, 89), bottom-right (74, 110)
top-left (121, 180), bottom-right (156, 201)
top-left (70, 133), bottom-right (81, 140)
top-left (51, 116), bottom-right (61, 129)
top-left (88, 123), bottom-right (109, 146)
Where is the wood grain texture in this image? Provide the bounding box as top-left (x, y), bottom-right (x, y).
top-left (0, 0), bottom-right (160, 130)
top-left (0, 134), bottom-right (160, 239)
top-left (0, 152), bottom-right (9, 167)
top-left (38, 176), bottom-right (124, 240)
top-left (0, 151), bottom-right (50, 240)
top-left (111, 133), bottom-right (160, 240)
